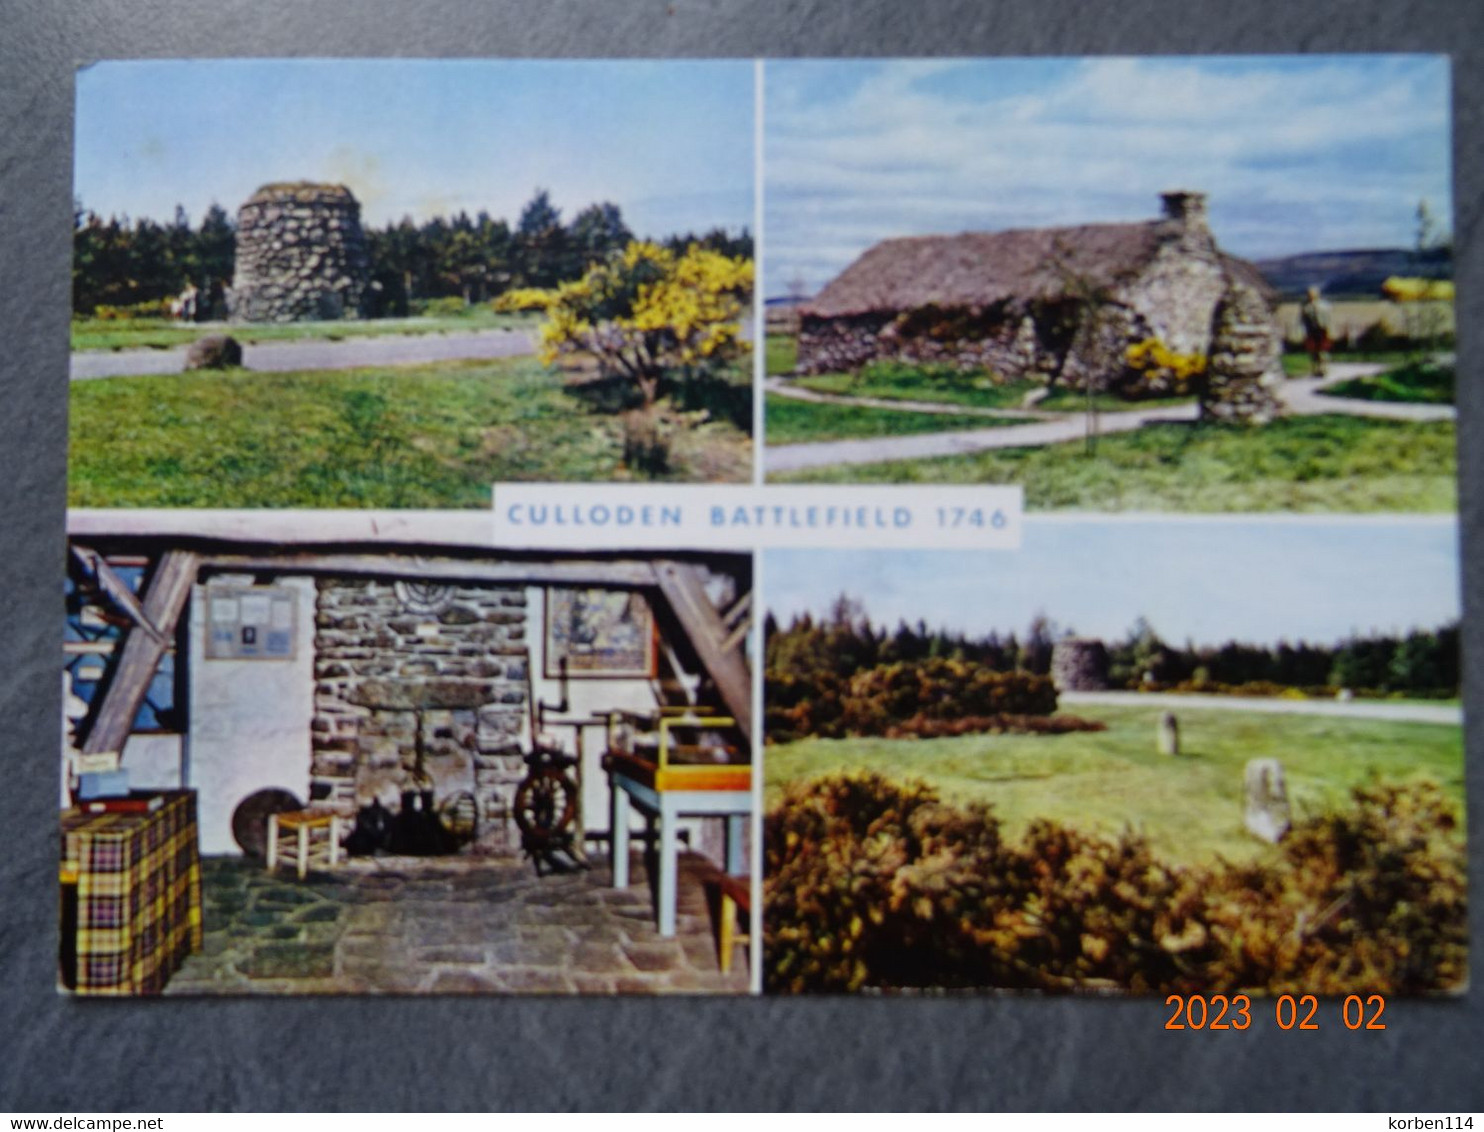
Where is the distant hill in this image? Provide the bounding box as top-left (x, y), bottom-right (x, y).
top-left (1255, 247), bottom-right (1453, 301)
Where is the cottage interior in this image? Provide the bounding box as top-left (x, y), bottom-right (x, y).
top-left (60, 510), bottom-right (754, 995)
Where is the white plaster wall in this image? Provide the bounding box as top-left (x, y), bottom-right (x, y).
top-left (186, 575), bottom-right (317, 854)
top-left (121, 733), bottom-right (183, 790)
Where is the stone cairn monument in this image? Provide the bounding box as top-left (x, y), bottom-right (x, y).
top-left (1203, 278), bottom-right (1285, 424)
top-left (231, 182), bottom-right (370, 322)
top-left (1155, 710), bottom-right (1180, 756)
top-left (1050, 637), bottom-right (1110, 691)
top-left (1244, 758), bottom-right (1292, 843)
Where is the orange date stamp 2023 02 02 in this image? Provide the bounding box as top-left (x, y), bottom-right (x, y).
top-left (1164, 993), bottom-right (1389, 1032)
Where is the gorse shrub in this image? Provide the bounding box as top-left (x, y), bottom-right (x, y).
top-left (412, 295), bottom-right (470, 318)
top-left (1120, 336), bottom-right (1207, 399)
top-left (763, 773), bottom-right (1466, 996)
top-left (765, 659), bottom-right (1059, 743)
top-left (495, 240), bottom-right (752, 409)
top-left (91, 300), bottom-right (176, 321)
top-left (879, 713), bottom-right (1105, 740)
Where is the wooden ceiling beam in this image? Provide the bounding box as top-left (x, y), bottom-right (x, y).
top-left (81, 550), bottom-right (198, 756)
top-left (200, 552), bottom-right (660, 589)
top-left (651, 560), bottom-right (752, 743)
top-left (70, 545), bottom-right (166, 643)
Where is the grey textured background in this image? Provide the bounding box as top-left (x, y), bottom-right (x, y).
top-left (1, 0), bottom-right (1480, 1112)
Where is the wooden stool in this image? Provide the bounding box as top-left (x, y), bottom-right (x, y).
top-left (266, 810), bottom-right (342, 879)
top-left (716, 873), bottom-right (752, 975)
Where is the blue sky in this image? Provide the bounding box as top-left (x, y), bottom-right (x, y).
top-left (763, 56), bottom-right (1452, 298)
top-left (766, 517), bottom-right (1460, 647)
top-left (75, 60), bottom-right (754, 239)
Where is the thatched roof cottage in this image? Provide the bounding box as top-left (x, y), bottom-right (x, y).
top-left (796, 192), bottom-right (1283, 418)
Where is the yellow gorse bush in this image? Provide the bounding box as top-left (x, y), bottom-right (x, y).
top-left (493, 240), bottom-right (753, 406)
top-left (493, 287), bottom-right (558, 312)
top-left (1381, 276), bottom-right (1455, 303)
top-left (1124, 337), bottom-right (1208, 382)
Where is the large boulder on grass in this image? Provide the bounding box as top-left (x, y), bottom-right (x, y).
top-left (185, 334), bottom-right (243, 370)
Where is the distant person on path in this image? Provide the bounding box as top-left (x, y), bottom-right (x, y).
top-left (177, 280), bottom-right (199, 323)
top-left (1299, 285), bottom-right (1332, 377)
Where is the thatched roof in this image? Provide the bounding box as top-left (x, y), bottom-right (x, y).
top-left (802, 216), bottom-right (1271, 319)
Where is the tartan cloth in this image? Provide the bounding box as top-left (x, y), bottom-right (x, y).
top-left (60, 791), bottom-right (202, 995)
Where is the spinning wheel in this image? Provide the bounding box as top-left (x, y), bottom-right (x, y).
top-left (512, 764), bottom-right (577, 846)
top-left (512, 748), bottom-right (585, 874)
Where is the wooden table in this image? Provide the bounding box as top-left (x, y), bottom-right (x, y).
top-left (605, 751), bottom-right (750, 937)
top-left (59, 790), bottom-right (203, 995)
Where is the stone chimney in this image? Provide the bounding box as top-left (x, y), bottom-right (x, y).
top-left (1160, 190), bottom-right (1209, 233)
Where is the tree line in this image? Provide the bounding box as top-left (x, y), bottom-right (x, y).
top-left (72, 189), bottom-right (753, 318)
top-left (766, 596), bottom-right (1460, 697)
top-left (766, 596), bottom-right (1059, 682)
top-left (1109, 615), bottom-right (1459, 696)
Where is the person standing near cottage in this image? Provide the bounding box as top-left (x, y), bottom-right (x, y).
top-left (1299, 285), bottom-right (1333, 377)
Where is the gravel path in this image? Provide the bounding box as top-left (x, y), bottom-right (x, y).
top-left (768, 400), bottom-right (1200, 470)
top-left (70, 327), bottom-right (538, 380)
top-left (1279, 366), bottom-right (1457, 422)
top-left (765, 361), bottom-right (1455, 473)
top-left (1060, 690), bottom-right (1461, 726)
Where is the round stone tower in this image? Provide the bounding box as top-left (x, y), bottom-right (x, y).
top-left (231, 182), bottom-right (370, 322)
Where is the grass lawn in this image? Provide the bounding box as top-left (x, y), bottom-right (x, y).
top-left (69, 356), bottom-right (751, 508)
top-left (71, 309), bottom-right (540, 352)
top-left (764, 703), bottom-right (1464, 867)
top-left (765, 332), bottom-right (797, 376)
top-left (1279, 349), bottom-right (1414, 378)
top-left (1320, 360), bottom-right (1454, 405)
top-left (764, 393), bottom-right (1032, 444)
top-left (769, 414), bottom-right (1456, 512)
top-left (793, 364), bottom-right (1192, 414)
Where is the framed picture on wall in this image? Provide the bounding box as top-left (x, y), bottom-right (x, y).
top-left (544, 588), bottom-right (658, 678)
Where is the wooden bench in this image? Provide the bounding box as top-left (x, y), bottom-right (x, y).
top-left (715, 872), bottom-right (752, 976)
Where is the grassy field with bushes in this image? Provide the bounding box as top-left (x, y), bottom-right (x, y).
top-left (69, 354), bottom-right (751, 507)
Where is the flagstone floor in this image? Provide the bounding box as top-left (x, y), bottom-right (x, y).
top-left (163, 850), bottom-right (750, 996)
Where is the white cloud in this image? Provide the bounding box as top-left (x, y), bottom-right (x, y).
top-left (763, 57), bottom-right (1451, 297)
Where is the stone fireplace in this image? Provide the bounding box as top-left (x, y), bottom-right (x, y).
top-left (309, 579), bottom-right (530, 846)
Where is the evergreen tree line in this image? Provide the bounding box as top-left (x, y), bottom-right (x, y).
top-left (766, 597), bottom-right (1460, 697)
top-left (72, 189), bottom-right (753, 318)
top-left (765, 596), bottom-right (1060, 682)
top-left (1109, 616), bottom-right (1459, 696)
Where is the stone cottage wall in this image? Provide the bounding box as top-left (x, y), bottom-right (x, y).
top-left (1119, 238), bottom-right (1230, 360)
top-left (231, 183), bottom-right (370, 322)
top-left (796, 309), bottom-right (1048, 378)
top-left (310, 580), bottom-right (529, 842)
top-left (795, 313), bottom-right (895, 374)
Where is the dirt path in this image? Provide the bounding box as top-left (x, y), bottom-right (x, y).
top-left (768, 400), bottom-right (1199, 471)
top-left (765, 361), bottom-right (1454, 473)
top-left (1060, 690), bottom-right (1461, 726)
top-left (70, 327), bottom-right (538, 380)
top-left (1279, 366), bottom-right (1456, 422)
